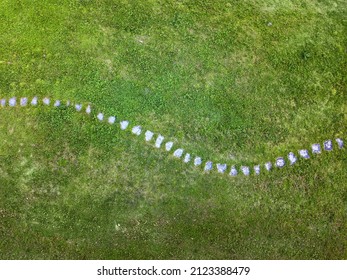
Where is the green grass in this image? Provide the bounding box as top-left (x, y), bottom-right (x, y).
top-left (0, 0), bottom-right (346, 259)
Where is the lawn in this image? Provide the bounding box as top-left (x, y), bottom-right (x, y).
top-left (0, 0), bottom-right (346, 259)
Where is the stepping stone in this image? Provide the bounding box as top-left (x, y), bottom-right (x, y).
top-left (241, 166), bottom-right (250, 176)
top-left (324, 140), bottom-right (332, 151)
top-left (276, 157), bottom-right (285, 168)
top-left (43, 97), bottom-right (50, 105)
top-left (336, 138), bottom-right (344, 149)
top-left (312, 143), bottom-right (321, 154)
top-left (183, 153), bottom-right (191, 163)
top-left (20, 97), bottom-right (28, 106)
top-left (75, 104), bottom-right (82, 111)
top-left (54, 100), bottom-right (61, 107)
top-left (9, 97), bottom-right (16, 106)
top-left (86, 105), bottom-right (91, 114)
top-left (31, 97), bottom-right (38, 106)
top-left (155, 135), bottom-right (164, 148)
top-left (108, 116), bottom-right (116, 124)
top-left (265, 162), bottom-right (272, 171)
top-left (173, 148), bottom-right (184, 158)
top-left (254, 165), bottom-right (260, 175)
top-left (120, 121), bottom-right (129, 130)
top-left (0, 99), bottom-right (5, 107)
top-left (230, 166), bottom-right (238, 176)
top-left (204, 161), bottom-right (213, 171)
top-left (299, 149), bottom-right (310, 159)
top-left (66, 100), bottom-right (70, 106)
top-left (217, 163), bottom-right (227, 173)
top-left (132, 126), bottom-right (142, 136)
top-left (145, 131), bottom-right (154, 141)
top-left (288, 152), bottom-right (297, 165)
top-left (194, 157), bottom-right (202, 166)
top-left (97, 113), bottom-right (104, 121)
top-left (165, 141), bottom-right (173, 151)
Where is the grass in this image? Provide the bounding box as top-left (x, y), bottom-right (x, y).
top-left (0, 0), bottom-right (346, 259)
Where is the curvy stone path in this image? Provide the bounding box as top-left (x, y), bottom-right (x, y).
top-left (1, 96), bottom-right (344, 176)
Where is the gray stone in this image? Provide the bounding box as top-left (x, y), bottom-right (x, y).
top-left (173, 148), bottom-right (184, 158)
top-left (31, 97), bottom-right (38, 106)
top-left (265, 162), bottom-right (272, 171)
top-left (43, 97), bottom-right (50, 105)
top-left (20, 97), bottom-right (28, 106)
top-left (155, 135), bottom-right (164, 148)
top-left (9, 97), bottom-right (16, 106)
top-left (194, 157), bottom-right (202, 166)
top-left (217, 163), bottom-right (227, 173)
top-left (0, 99), bottom-right (5, 107)
top-left (230, 166), bottom-right (238, 176)
top-left (312, 143), bottom-right (321, 154)
top-left (183, 153), bottom-right (191, 163)
top-left (276, 157), bottom-right (285, 168)
top-left (324, 140), bottom-right (333, 151)
top-left (120, 121), bottom-right (129, 130)
top-left (108, 116), bottom-right (116, 124)
top-left (288, 152), bottom-right (297, 165)
top-left (254, 165), bottom-right (260, 175)
top-left (241, 166), bottom-right (250, 176)
top-left (131, 126), bottom-right (142, 136)
top-left (299, 149), bottom-right (310, 159)
top-left (97, 113), bottom-right (104, 121)
top-left (204, 161), bottom-right (213, 171)
top-left (145, 131), bottom-right (154, 141)
top-left (75, 104), bottom-right (82, 111)
top-left (336, 138), bottom-right (344, 149)
top-left (165, 141), bottom-right (173, 151)
top-left (86, 105), bottom-right (91, 114)
top-left (54, 100), bottom-right (61, 107)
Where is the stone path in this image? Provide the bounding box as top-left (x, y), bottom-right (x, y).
top-left (1, 96), bottom-right (344, 176)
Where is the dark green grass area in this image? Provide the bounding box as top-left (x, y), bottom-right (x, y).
top-left (0, 0), bottom-right (346, 259)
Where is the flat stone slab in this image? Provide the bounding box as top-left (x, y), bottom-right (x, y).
top-left (75, 104), bottom-right (82, 111)
top-left (194, 157), bottom-right (202, 166)
top-left (265, 162), bottom-right (272, 171)
top-left (131, 125), bottom-right (142, 136)
top-left (108, 116), bottom-right (116, 124)
top-left (217, 163), bottom-right (227, 173)
top-left (336, 138), bottom-right (344, 149)
top-left (155, 135), bottom-right (164, 148)
top-left (204, 161), bottom-right (213, 171)
top-left (183, 153), bottom-right (191, 163)
top-left (0, 99), bottom-right (5, 107)
top-left (31, 97), bottom-right (38, 106)
top-left (97, 113), bottom-right (104, 121)
top-left (145, 131), bottom-right (154, 141)
top-left (241, 166), bottom-right (250, 176)
top-left (43, 97), bottom-right (50, 105)
top-left (120, 120), bottom-right (129, 130)
top-left (254, 165), bottom-right (260, 175)
top-left (288, 152), bottom-right (297, 165)
top-left (173, 148), bottom-right (184, 158)
top-left (20, 97), bottom-right (28, 106)
top-left (9, 97), bottom-right (16, 106)
top-left (54, 100), bottom-right (61, 107)
top-left (86, 105), bottom-right (91, 114)
top-left (230, 166), bottom-right (238, 176)
top-left (312, 143), bottom-right (321, 154)
top-left (324, 140), bottom-right (332, 151)
top-left (276, 157), bottom-right (285, 168)
top-left (165, 141), bottom-right (173, 151)
top-left (299, 149), bottom-right (310, 159)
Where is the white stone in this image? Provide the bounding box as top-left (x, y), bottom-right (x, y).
top-left (217, 163), bottom-right (227, 173)
top-left (183, 153), bottom-right (191, 163)
top-left (241, 166), bottom-right (250, 176)
top-left (336, 138), bottom-right (344, 149)
top-left (97, 113), bottom-right (104, 121)
top-left (165, 141), bottom-right (173, 151)
top-left (132, 125), bottom-right (142, 136)
top-left (299, 149), bottom-right (310, 159)
top-left (204, 161), bottom-right (213, 171)
top-left (108, 116), bottom-right (116, 124)
top-left (276, 157), bottom-right (285, 168)
top-left (194, 157), bottom-right (202, 166)
top-left (173, 148), bottom-right (184, 158)
top-left (31, 97), bottom-right (38, 106)
top-left (324, 140), bottom-right (333, 151)
top-left (288, 152), bottom-right (297, 165)
top-left (254, 165), bottom-right (260, 175)
top-left (155, 135), bottom-right (164, 148)
top-left (75, 104), bottom-right (82, 111)
top-left (86, 105), bottom-right (91, 114)
top-left (312, 143), bottom-right (321, 154)
top-left (265, 162), bottom-right (272, 171)
top-left (66, 100), bottom-right (70, 106)
top-left (145, 131), bottom-right (154, 141)
top-left (54, 100), bottom-right (61, 107)
top-left (0, 99), bottom-right (5, 107)
top-left (43, 97), bottom-right (50, 105)
top-left (9, 97), bottom-right (16, 106)
top-left (20, 97), bottom-right (28, 106)
top-left (230, 166), bottom-right (238, 176)
top-left (120, 121), bottom-right (129, 130)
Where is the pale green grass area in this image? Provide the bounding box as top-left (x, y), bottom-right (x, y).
top-left (0, 0), bottom-right (346, 259)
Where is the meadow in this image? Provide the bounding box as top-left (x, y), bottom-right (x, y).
top-left (0, 0), bottom-right (346, 259)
